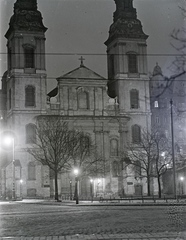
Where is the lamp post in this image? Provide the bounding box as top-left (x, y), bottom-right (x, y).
top-left (20, 179), bottom-right (23, 199)
top-left (90, 179), bottom-right (93, 202)
top-left (74, 168), bottom-right (79, 204)
top-left (69, 180), bottom-right (72, 200)
top-left (170, 99), bottom-right (177, 199)
top-left (4, 136), bottom-right (15, 200)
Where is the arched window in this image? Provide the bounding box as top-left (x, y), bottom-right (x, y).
top-left (128, 53), bottom-right (138, 73)
top-left (112, 161), bottom-right (119, 177)
top-left (8, 48), bottom-right (12, 70)
top-left (130, 89), bottom-right (139, 109)
top-left (26, 124), bottom-right (36, 144)
top-left (154, 101), bottom-right (159, 108)
top-left (25, 85), bottom-right (35, 107)
top-left (80, 135), bottom-right (91, 155)
top-left (77, 90), bottom-right (89, 109)
top-left (28, 162), bottom-right (36, 180)
top-left (9, 88), bottom-right (11, 110)
top-left (109, 54), bottom-right (115, 78)
top-left (24, 47), bottom-right (35, 68)
top-left (132, 125), bottom-right (141, 143)
top-left (110, 139), bottom-right (118, 156)
top-left (135, 160), bottom-right (141, 177)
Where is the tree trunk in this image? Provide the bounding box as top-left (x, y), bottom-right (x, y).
top-left (54, 171), bottom-right (59, 201)
top-left (147, 175), bottom-right (151, 196)
top-left (157, 175), bottom-right (162, 198)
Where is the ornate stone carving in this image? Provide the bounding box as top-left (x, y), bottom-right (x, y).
top-left (5, 0), bottom-right (47, 38)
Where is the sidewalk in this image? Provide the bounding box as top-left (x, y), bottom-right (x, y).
top-left (0, 232), bottom-right (185, 240)
top-left (14, 198), bottom-right (186, 206)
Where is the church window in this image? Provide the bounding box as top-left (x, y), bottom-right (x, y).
top-left (135, 160), bottom-right (141, 177)
top-left (8, 48), bottom-right (12, 70)
top-left (28, 162), bottom-right (36, 180)
top-left (132, 125), bottom-right (141, 143)
top-left (112, 161), bottom-right (119, 177)
top-left (24, 47), bottom-right (35, 68)
top-left (110, 139), bottom-right (119, 156)
top-left (26, 124), bottom-right (36, 144)
top-left (77, 90), bottom-right (89, 109)
top-left (109, 54), bottom-right (115, 78)
top-left (80, 135), bottom-right (91, 155)
top-left (155, 117), bottom-right (160, 125)
top-left (128, 53), bottom-right (138, 73)
top-left (154, 101), bottom-right (159, 108)
top-left (130, 89), bottom-right (139, 109)
top-left (9, 88), bottom-right (11, 110)
top-left (25, 85), bottom-right (35, 107)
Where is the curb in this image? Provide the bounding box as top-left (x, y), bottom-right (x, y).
top-left (13, 200), bottom-right (186, 207)
top-left (0, 232), bottom-right (185, 240)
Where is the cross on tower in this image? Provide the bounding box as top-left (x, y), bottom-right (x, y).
top-left (79, 56), bottom-right (85, 67)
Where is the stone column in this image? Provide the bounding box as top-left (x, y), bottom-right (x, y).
top-left (103, 123), bottom-right (111, 193)
top-left (118, 117), bottom-right (129, 196)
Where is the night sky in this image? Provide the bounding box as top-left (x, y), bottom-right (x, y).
top-left (0, 0), bottom-right (184, 92)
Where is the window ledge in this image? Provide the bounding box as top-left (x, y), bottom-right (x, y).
top-left (24, 68), bottom-right (36, 74)
top-left (128, 73), bottom-right (140, 78)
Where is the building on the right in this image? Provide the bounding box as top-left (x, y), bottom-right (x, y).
top-left (150, 63), bottom-right (186, 196)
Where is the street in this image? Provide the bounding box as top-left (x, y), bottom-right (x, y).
top-left (0, 201), bottom-right (186, 238)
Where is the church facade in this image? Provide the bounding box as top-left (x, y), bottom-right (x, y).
top-left (0, 0), bottom-right (156, 199)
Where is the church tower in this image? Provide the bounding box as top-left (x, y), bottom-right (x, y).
top-left (3, 0), bottom-right (49, 198)
top-left (105, 0), bottom-right (151, 195)
top-left (5, 0), bottom-right (47, 136)
top-left (5, 0), bottom-right (47, 118)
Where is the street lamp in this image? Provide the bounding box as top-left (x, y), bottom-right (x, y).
top-left (20, 179), bottom-right (23, 199)
top-left (4, 136), bottom-right (16, 200)
top-left (179, 176), bottom-right (184, 196)
top-left (90, 179), bottom-right (94, 202)
top-left (74, 168), bottom-right (79, 204)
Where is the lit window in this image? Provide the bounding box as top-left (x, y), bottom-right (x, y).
top-left (25, 85), bottom-right (35, 107)
top-left (130, 89), bottom-right (139, 109)
top-left (154, 101), bottom-right (159, 108)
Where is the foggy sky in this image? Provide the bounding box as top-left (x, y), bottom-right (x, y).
top-left (0, 0), bottom-right (185, 92)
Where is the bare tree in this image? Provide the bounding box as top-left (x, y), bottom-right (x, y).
top-left (170, 4), bottom-right (186, 75)
top-left (27, 116), bottom-right (86, 201)
top-left (27, 116), bottom-right (108, 200)
top-left (125, 129), bottom-right (171, 197)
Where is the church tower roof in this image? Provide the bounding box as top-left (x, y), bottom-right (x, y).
top-left (153, 63), bottom-right (163, 76)
top-left (105, 0), bottom-right (148, 45)
top-left (5, 0), bottom-right (47, 38)
top-left (114, 0), bottom-right (137, 21)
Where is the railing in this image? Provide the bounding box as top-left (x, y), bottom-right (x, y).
top-left (99, 195), bottom-right (186, 204)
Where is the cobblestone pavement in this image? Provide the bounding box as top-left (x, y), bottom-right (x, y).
top-left (0, 201), bottom-right (186, 239)
top-left (0, 232), bottom-right (186, 240)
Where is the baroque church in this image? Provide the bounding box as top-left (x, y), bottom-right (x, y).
top-left (0, 0), bottom-right (170, 199)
